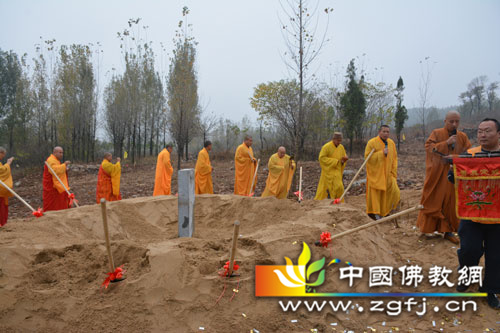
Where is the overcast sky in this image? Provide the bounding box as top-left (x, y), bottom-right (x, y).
top-left (1, 0), bottom-right (499, 123)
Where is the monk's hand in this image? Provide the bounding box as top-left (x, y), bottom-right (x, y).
top-left (341, 156), bottom-right (349, 163)
top-left (447, 135), bottom-right (457, 146)
top-left (383, 148), bottom-right (388, 156)
top-left (117, 157), bottom-right (121, 162)
top-left (64, 160), bottom-right (71, 165)
top-left (6, 157), bottom-right (14, 165)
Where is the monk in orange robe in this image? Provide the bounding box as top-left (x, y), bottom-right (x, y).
top-left (261, 146), bottom-right (296, 199)
top-left (96, 152), bottom-right (122, 203)
top-left (417, 111), bottom-right (471, 244)
top-left (0, 147), bottom-right (14, 227)
top-left (234, 135), bottom-right (257, 196)
top-left (365, 125), bottom-right (400, 219)
top-left (195, 141), bottom-right (214, 194)
top-left (153, 144), bottom-right (174, 196)
top-left (43, 146), bottom-right (71, 211)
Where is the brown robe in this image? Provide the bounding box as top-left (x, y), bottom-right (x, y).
top-left (416, 128), bottom-right (471, 233)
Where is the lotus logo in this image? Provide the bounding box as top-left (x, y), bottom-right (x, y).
top-left (273, 242), bottom-right (342, 293)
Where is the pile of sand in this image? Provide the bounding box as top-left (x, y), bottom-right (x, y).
top-left (0, 193), bottom-right (498, 332)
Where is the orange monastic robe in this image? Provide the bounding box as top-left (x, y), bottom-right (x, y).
top-left (153, 148), bottom-right (174, 196)
top-left (365, 137), bottom-right (400, 217)
top-left (261, 153), bottom-right (296, 199)
top-left (0, 162), bottom-right (13, 226)
top-left (234, 143), bottom-right (257, 196)
top-left (43, 154), bottom-right (70, 211)
top-left (96, 159), bottom-right (122, 203)
top-left (195, 148), bottom-right (213, 194)
top-left (417, 128), bottom-right (471, 233)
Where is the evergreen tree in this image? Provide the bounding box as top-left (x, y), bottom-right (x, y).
top-left (394, 76), bottom-right (408, 151)
top-left (340, 59), bottom-right (366, 154)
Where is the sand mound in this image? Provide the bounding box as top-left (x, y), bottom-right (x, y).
top-left (1, 194), bottom-right (498, 332)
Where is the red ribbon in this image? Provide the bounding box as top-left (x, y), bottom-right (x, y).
top-left (332, 198), bottom-right (341, 204)
top-left (248, 192), bottom-right (255, 197)
top-left (294, 191), bottom-right (303, 201)
top-left (220, 261), bottom-right (239, 277)
top-left (32, 208), bottom-right (44, 218)
top-left (101, 265), bottom-right (125, 289)
top-left (320, 231), bottom-right (332, 248)
top-left (68, 193), bottom-right (78, 207)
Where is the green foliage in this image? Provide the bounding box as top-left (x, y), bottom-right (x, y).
top-left (394, 76), bottom-right (408, 151)
top-left (167, 7), bottom-right (200, 168)
top-left (340, 59), bottom-right (366, 154)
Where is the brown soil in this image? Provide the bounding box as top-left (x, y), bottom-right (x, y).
top-left (2, 141), bottom-right (498, 332)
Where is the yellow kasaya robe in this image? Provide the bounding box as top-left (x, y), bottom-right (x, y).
top-left (43, 154), bottom-right (70, 211)
top-left (365, 136), bottom-right (400, 217)
top-left (96, 159), bottom-right (122, 203)
top-left (314, 141), bottom-right (347, 201)
top-left (0, 162), bottom-right (13, 204)
top-left (0, 162), bottom-right (13, 227)
top-left (195, 148), bottom-right (213, 194)
top-left (234, 143), bottom-right (257, 196)
top-left (153, 148), bottom-right (174, 196)
top-left (261, 153), bottom-right (296, 199)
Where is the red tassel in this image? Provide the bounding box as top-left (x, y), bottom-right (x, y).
top-left (294, 191), bottom-right (304, 201)
top-left (320, 231), bottom-right (332, 248)
top-left (220, 261), bottom-right (239, 277)
top-left (32, 208), bottom-right (44, 218)
top-left (101, 265), bottom-right (125, 289)
top-left (68, 193), bottom-right (78, 207)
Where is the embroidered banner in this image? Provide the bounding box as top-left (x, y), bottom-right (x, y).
top-left (453, 157), bottom-right (500, 221)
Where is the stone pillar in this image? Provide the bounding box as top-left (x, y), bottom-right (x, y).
top-left (178, 168), bottom-right (195, 237)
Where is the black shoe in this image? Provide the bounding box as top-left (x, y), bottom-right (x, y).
top-left (487, 293), bottom-right (500, 309)
top-left (456, 284), bottom-right (469, 292)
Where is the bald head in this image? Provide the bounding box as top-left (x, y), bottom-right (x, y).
top-left (444, 110), bottom-right (460, 132)
top-left (277, 146), bottom-right (286, 158)
top-left (244, 135), bottom-right (253, 147)
top-left (53, 146), bottom-right (64, 160)
top-left (332, 132), bottom-right (343, 146)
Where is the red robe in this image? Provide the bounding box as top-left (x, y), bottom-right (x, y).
top-left (0, 197), bottom-right (7, 227)
top-left (43, 155), bottom-right (70, 211)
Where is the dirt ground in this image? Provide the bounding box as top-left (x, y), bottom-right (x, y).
top-left (2, 140), bottom-right (499, 332)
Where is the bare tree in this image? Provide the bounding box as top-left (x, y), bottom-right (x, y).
top-left (278, 0), bottom-right (332, 158)
top-left (198, 108), bottom-right (217, 145)
top-left (486, 81), bottom-right (499, 113)
top-left (418, 57), bottom-right (434, 138)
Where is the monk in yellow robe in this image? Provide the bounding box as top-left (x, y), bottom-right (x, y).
top-left (261, 146), bottom-right (296, 199)
top-left (153, 144), bottom-right (174, 196)
top-left (96, 152), bottom-right (122, 203)
top-left (43, 146), bottom-right (71, 211)
top-left (195, 141), bottom-right (214, 194)
top-left (365, 125), bottom-right (400, 219)
top-left (234, 135), bottom-right (257, 196)
top-left (417, 111), bottom-right (471, 244)
top-left (0, 147), bottom-right (14, 227)
top-left (314, 132), bottom-right (349, 201)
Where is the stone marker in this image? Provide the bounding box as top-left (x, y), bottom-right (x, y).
top-left (178, 168), bottom-right (195, 237)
